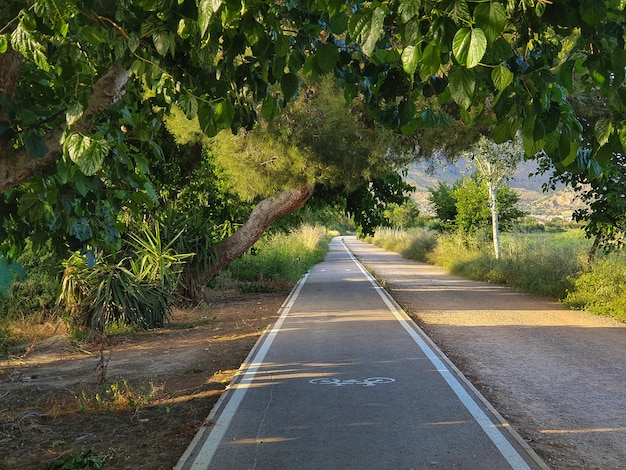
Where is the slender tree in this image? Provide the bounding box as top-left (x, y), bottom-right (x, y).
top-left (463, 136), bottom-right (523, 259)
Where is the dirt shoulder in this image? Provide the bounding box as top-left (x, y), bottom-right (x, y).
top-left (0, 289), bottom-right (289, 469)
top-left (344, 236), bottom-right (626, 470)
top-left (3, 239), bottom-right (626, 470)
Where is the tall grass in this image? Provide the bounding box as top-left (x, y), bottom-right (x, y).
top-left (427, 231), bottom-right (589, 298)
top-left (366, 227), bottom-right (438, 262)
top-left (222, 224), bottom-right (336, 286)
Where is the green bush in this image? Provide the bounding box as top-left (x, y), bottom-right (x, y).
top-left (366, 227), bottom-right (412, 254)
top-left (565, 254), bottom-right (626, 322)
top-left (0, 242), bottom-right (62, 319)
top-left (60, 256), bottom-right (174, 332)
top-left (401, 230), bottom-right (438, 262)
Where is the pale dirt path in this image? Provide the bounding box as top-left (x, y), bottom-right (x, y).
top-left (343, 236), bottom-right (626, 470)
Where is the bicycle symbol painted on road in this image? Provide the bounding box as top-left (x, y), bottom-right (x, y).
top-left (309, 377), bottom-right (395, 387)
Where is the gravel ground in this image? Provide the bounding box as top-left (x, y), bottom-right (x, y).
top-left (344, 236), bottom-right (626, 470)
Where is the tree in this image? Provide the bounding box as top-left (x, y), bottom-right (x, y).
top-left (540, 149), bottom-right (626, 264)
top-left (1, 0), bottom-right (625, 272)
top-left (429, 174), bottom-right (524, 237)
top-left (384, 199), bottom-right (420, 230)
top-left (463, 136), bottom-right (523, 259)
top-left (201, 78), bottom-right (411, 281)
top-left (428, 181), bottom-right (457, 231)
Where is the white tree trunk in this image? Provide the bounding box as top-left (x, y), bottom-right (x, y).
top-left (488, 182), bottom-right (501, 260)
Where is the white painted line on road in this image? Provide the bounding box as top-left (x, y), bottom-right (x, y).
top-left (174, 271), bottom-right (311, 470)
top-left (341, 239), bottom-right (533, 470)
top-left (309, 377), bottom-right (396, 386)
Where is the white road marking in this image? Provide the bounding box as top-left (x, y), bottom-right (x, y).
top-left (340, 239), bottom-right (533, 470)
top-left (174, 272), bottom-right (310, 470)
top-left (309, 377), bottom-right (396, 386)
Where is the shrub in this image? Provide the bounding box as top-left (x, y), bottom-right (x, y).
top-left (400, 230), bottom-right (438, 262)
top-left (60, 257), bottom-right (174, 332)
top-left (0, 241), bottom-right (62, 319)
top-left (565, 254), bottom-right (626, 322)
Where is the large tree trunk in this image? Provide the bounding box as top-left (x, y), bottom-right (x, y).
top-left (199, 185), bottom-right (315, 291)
top-left (0, 61), bottom-right (130, 193)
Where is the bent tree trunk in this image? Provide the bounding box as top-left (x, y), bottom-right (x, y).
top-left (199, 185), bottom-right (315, 292)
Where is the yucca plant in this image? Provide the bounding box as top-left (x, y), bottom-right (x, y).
top-left (151, 208), bottom-right (218, 301)
top-left (60, 255), bottom-right (174, 332)
top-left (127, 221), bottom-right (195, 292)
top-left (80, 260), bottom-right (174, 331)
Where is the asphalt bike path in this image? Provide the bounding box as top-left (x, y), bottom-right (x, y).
top-left (176, 237), bottom-right (546, 469)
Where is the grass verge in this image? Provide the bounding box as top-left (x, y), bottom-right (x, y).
top-left (220, 224), bottom-right (336, 288)
top-left (365, 227), bottom-right (626, 323)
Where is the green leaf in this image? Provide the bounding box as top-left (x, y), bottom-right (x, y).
top-left (23, 131), bottom-right (48, 159)
top-left (64, 133), bottom-right (110, 176)
top-left (0, 35), bottom-right (8, 54)
top-left (348, 6), bottom-right (386, 57)
top-left (448, 66), bottom-right (475, 109)
top-left (595, 118), bottom-right (613, 147)
top-left (452, 27), bottom-right (486, 68)
top-left (261, 96), bottom-right (280, 120)
top-left (398, 0), bottom-right (421, 22)
top-left (197, 102), bottom-right (216, 136)
top-left (152, 31), bottom-right (170, 56)
top-left (275, 34), bottom-right (290, 57)
top-left (11, 23), bottom-right (50, 72)
top-left (143, 182), bottom-right (158, 203)
top-left (401, 45), bottom-right (419, 76)
top-left (18, 193), bottom-right (43, 220)
top-left (404, 18), bottom-right (421, 45)
top-left (314, 42), bottom-right (339, 74)
top-left (491, 65), bottom-right (513, 91)
top-left (419, 43), bottom-right (440, 78)
top-left (474, 2), bottom-right (506, 43)
top-left (214, 99), bottom-right (234, 129)
top-left (280, 73), bottom-right (300, 101)
top-left (579, 0), bottom-right (607, 25)
top-left (272, 55), bottom-right (286, 80)
top-left (442, 0), bottom-right (471, 23)
top-left (33, 0), bottom-right (77, 35)
top-left (242, 14), bottom-right (263, 45)
top-left (198, 0), bottom-right (222, 37)
top-left (329, 12), bottom-right (348, 35)
top-left (66, 101), bottom-right (84, 126)
top-left (177, 94), bottom-right (198, 119)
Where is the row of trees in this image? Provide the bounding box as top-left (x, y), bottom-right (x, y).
top-left (1, 1), bottom-right (626, 330)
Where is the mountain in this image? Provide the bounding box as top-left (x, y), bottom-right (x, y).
top-left (405, 158), bottom-right (585, 221)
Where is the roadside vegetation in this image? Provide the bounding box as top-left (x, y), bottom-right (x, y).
top-left (366, 223), bottom-right (626, 323)
top-left (217, 224), bottom-right (337, 289)
top-left (0, 223), bottom-right (336, 358)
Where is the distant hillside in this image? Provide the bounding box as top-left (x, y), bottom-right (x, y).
top-left (406, 158), bottom-right (585, 221)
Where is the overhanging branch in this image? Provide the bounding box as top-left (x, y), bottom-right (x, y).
top-left (0, 62), bottom-right (130, 193)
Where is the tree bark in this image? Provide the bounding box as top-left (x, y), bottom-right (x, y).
top-left (588, 231), bottom-right (603, 265)
top-left (200, 185), bottom-right (315, 289)
top-left (488, 182), bottom-right (501, 260)
top-left (0, 62), bottom-right (130, 193)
